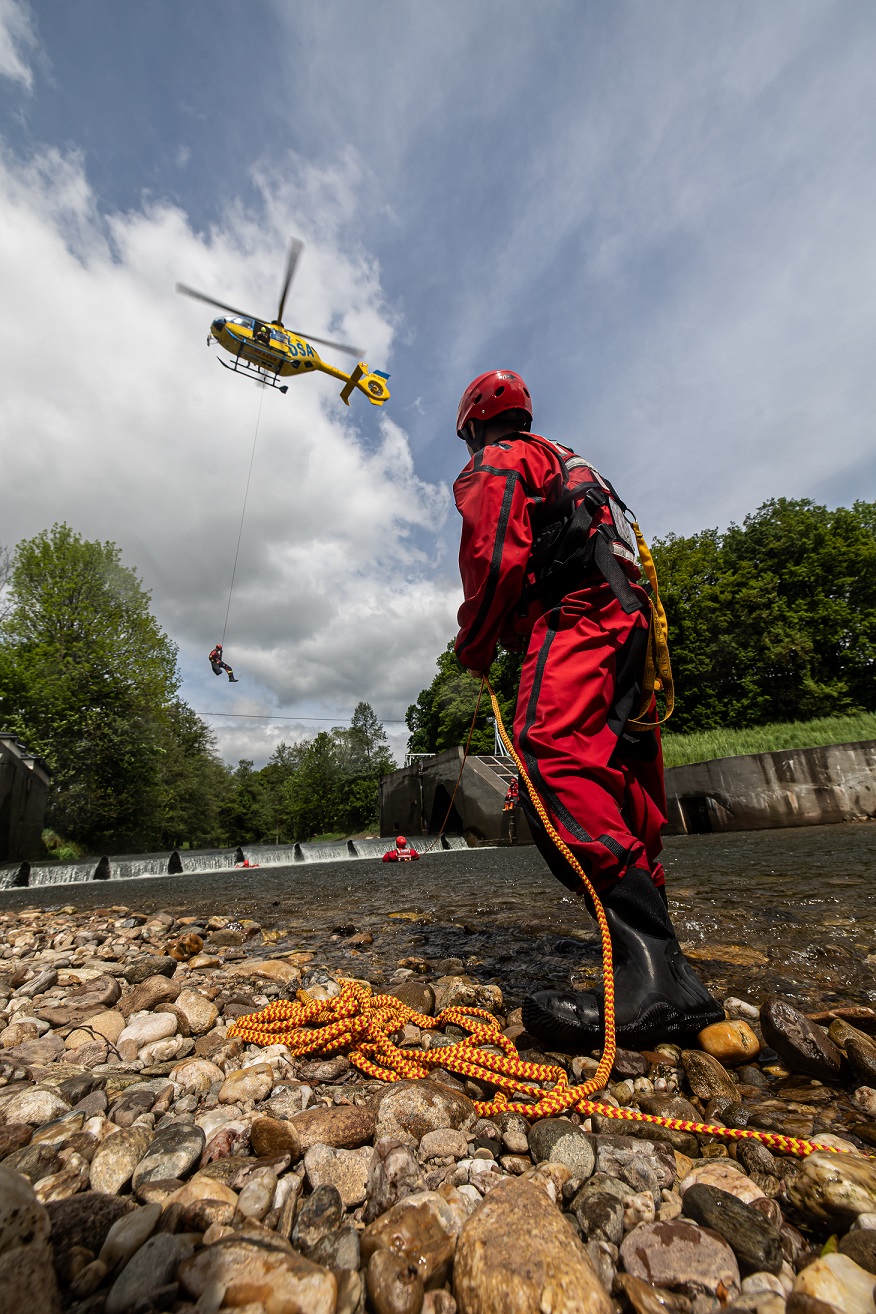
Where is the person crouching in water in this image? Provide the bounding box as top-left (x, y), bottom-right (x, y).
top-left (209, 643), bottom-right (238, 682)
top-left (383, 836), bottom-right (419, 862)
top-left (452, 370), bottom-right (723, 1052)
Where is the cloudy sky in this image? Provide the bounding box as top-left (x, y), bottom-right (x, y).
top-left (2, 1), bottom-right (875, 766)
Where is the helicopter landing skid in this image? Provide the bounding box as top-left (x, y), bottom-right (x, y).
top-left (217, 356), bottom-right (289, 394)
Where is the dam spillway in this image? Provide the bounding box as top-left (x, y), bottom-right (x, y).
top-left (0, 834), bottom-right (470, 891)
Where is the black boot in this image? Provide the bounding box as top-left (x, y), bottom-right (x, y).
top-left (522, 868), bottom-right (723, 1052)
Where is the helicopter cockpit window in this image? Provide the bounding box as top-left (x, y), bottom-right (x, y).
top-left (270, 330), bottom-right (286, 343)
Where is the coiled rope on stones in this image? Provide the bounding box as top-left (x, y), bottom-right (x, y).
top-left (228, 677), bottom-right (859, 1160)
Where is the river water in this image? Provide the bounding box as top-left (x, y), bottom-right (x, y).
top-left (3, 824), bottom-right (874, 1014)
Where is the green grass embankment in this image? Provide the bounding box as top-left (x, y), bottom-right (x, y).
top-left (661, 712), bottom-right (876, 770)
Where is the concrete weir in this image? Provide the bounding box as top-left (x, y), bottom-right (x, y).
top-left (665, 738), bottom-right (876, 834)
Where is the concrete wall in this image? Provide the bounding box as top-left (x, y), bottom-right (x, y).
top-left (380, 750), bottom-right (532, 846)
top-left (665, 739), bottom-right (876, 834)
top-left (0, 733), bottom-right (51, 862)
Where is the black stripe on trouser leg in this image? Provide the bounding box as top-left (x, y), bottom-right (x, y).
top-left (519, 607), bottom-right (594, 847)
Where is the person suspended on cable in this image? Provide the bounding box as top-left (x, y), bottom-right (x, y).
top-left (503, 779), bottom-right (519, 812)
top-left (209, 643), bottom-right (238, 682)
top-left (382, 835), bottom-right (419, 862)
top-left (453, 369), bottom-right (722, 1052)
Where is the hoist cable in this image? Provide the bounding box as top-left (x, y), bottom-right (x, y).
top-left (222, 386), bottom-right (265, 646)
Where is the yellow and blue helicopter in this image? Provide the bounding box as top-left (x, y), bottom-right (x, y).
top-left (176, 239), bottom-right (390, 406)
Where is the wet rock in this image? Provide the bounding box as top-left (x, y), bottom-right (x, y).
top-left (116, 1010), bottom-right (177, 1061)
top-left (218, 1061), bottom-right (274, 1104)
top-left (592, 1135), bottom-right (672, 1197)
top-left (361, 1191), bottom-right (458, 1288)
top-left (131, 1121), bottom-right (205, 1188)
top-left (98, 1202), bottom-right (161, 1270)
top-left (3, 1086), bottom-right (70, 1125)
top-left (423, 1293), bottom-right (457, 1314)
top-left (251, 1115), bottom-right (302, 1160)
top-left (855, 1089), bottom-right (876, 1119)
top-left (791, 1253), bottom-right (876, 1312)
top-left (830, 1019), bottom-right (876, 1087)
top-left (167, 932), bottom-right (204, 961)
top-left (375, 1080), bottom-right (478, 1145)
top-left (593, 1095), bottom-right (699, 1156)
top-left (528, 1118), bottom-right (596, 1178)
top-left (620, 1219), bottom-right (741, 1302)
top-left (760, 999), bottom-right (844, 1080)
top-left (89, 1124), bottom-right (152, 1193)
top-left (840, 1230), bottom-right (876, 1276)
top-left (123, 955), bottom-right (176, 984)
top-left (118, 974), bottom-right (180, 1019)
top-left (292, 1103), bottom-right (375, 1150)
top-left (609, 1047), bottom-right (650, 1079)
top-left (681, 1049), bottom-right (738, 1100)
top-left (365, 1138), bottom-right (427, 1222)
top-left (697, 1019), bottom-right (761, 1066)
top-left (367, 1248), bottom-right (425, 1314)
top-left (0, 1163), bottom-right (60, 1314)
top-left (105, 1230), bottom-right (197, 1314)
top-left (573, 1191), bottom-right (624, 1244)
top-left (0, 1122), bottom-right (32, 1160)
top-left (680, 1158), bottom-right (765, 1204)
top-left (788, 1150), bottom-right (876, 1225)
top-left (432, 977), bottom-right (503, 1015)
top-left (453, 1176), bottom-right (611, 1314)
top-left (737, 1139), bottom-right (780, 1179)
top-left (389, 981), bottom-right (436, 1016)
top-left (292, 1183), bottom-right (344, 1257)
top-left (682, 1183), bottom-right (783, 1274)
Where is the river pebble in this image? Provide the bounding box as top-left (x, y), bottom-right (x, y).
top-left (4, 902), bottom-right (876, 1314)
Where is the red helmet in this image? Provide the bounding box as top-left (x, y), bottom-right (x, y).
top-left (396, 835), bottom-right (407, 847)
top-left (456, 370), bottom-right (532, 438)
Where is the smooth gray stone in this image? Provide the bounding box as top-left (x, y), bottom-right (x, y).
top-left (682, 1183), bottom-right (783, 1275)
top-left (105, 1231), bottom-right (196, 1314)
top-left (131, 1123), bottom-right (204, 1187)
top-left (528, 1118), bottom-right (596, 1180)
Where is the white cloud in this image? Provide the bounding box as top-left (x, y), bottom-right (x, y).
top-left (0, 0), bottom-right (36, 89)
top-left (0, 141), bottom-right (459, 765)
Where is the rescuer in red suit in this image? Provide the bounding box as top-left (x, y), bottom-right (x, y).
top-left (453, 370), bottom-right (722, 1051)
top-left (382, 835), bottom-right (419, 863)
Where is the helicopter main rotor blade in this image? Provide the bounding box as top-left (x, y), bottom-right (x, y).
top-left (175, 283), bottom-right (264, 325)
top-left (276, 238), bottom-right (304, 326)
top-left (289, 329), bottom-right (365, 358)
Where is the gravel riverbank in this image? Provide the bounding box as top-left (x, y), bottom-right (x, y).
top-left (3, 877), bottom-right (876, 1313)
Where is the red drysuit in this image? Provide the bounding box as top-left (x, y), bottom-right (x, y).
top-left (454, 433), bottom-right (667, 897)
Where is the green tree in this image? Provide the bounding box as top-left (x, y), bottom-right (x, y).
top-left (156, 701), bottom-right (231, 849)
top-left (654, 498), bottom-right (876, 732)
top-left (0, 524), bottom-right (181, 848)
top-left (406, 642), bottom-right (523, 754)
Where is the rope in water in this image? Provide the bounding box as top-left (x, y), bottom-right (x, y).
top-left (228, 675), bottom-right (860, 1160)
top-left (222, 385), bottom-right (265, 646)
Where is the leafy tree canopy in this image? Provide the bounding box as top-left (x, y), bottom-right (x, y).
top-left (407, 497), bottom-right (876, 748)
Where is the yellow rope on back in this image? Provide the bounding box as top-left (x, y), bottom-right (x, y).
top-left (627, 521), bottom-right (674, 730)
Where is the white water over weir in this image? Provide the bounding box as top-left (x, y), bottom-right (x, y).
top-left (0, 834), bottom-right (469, 891)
